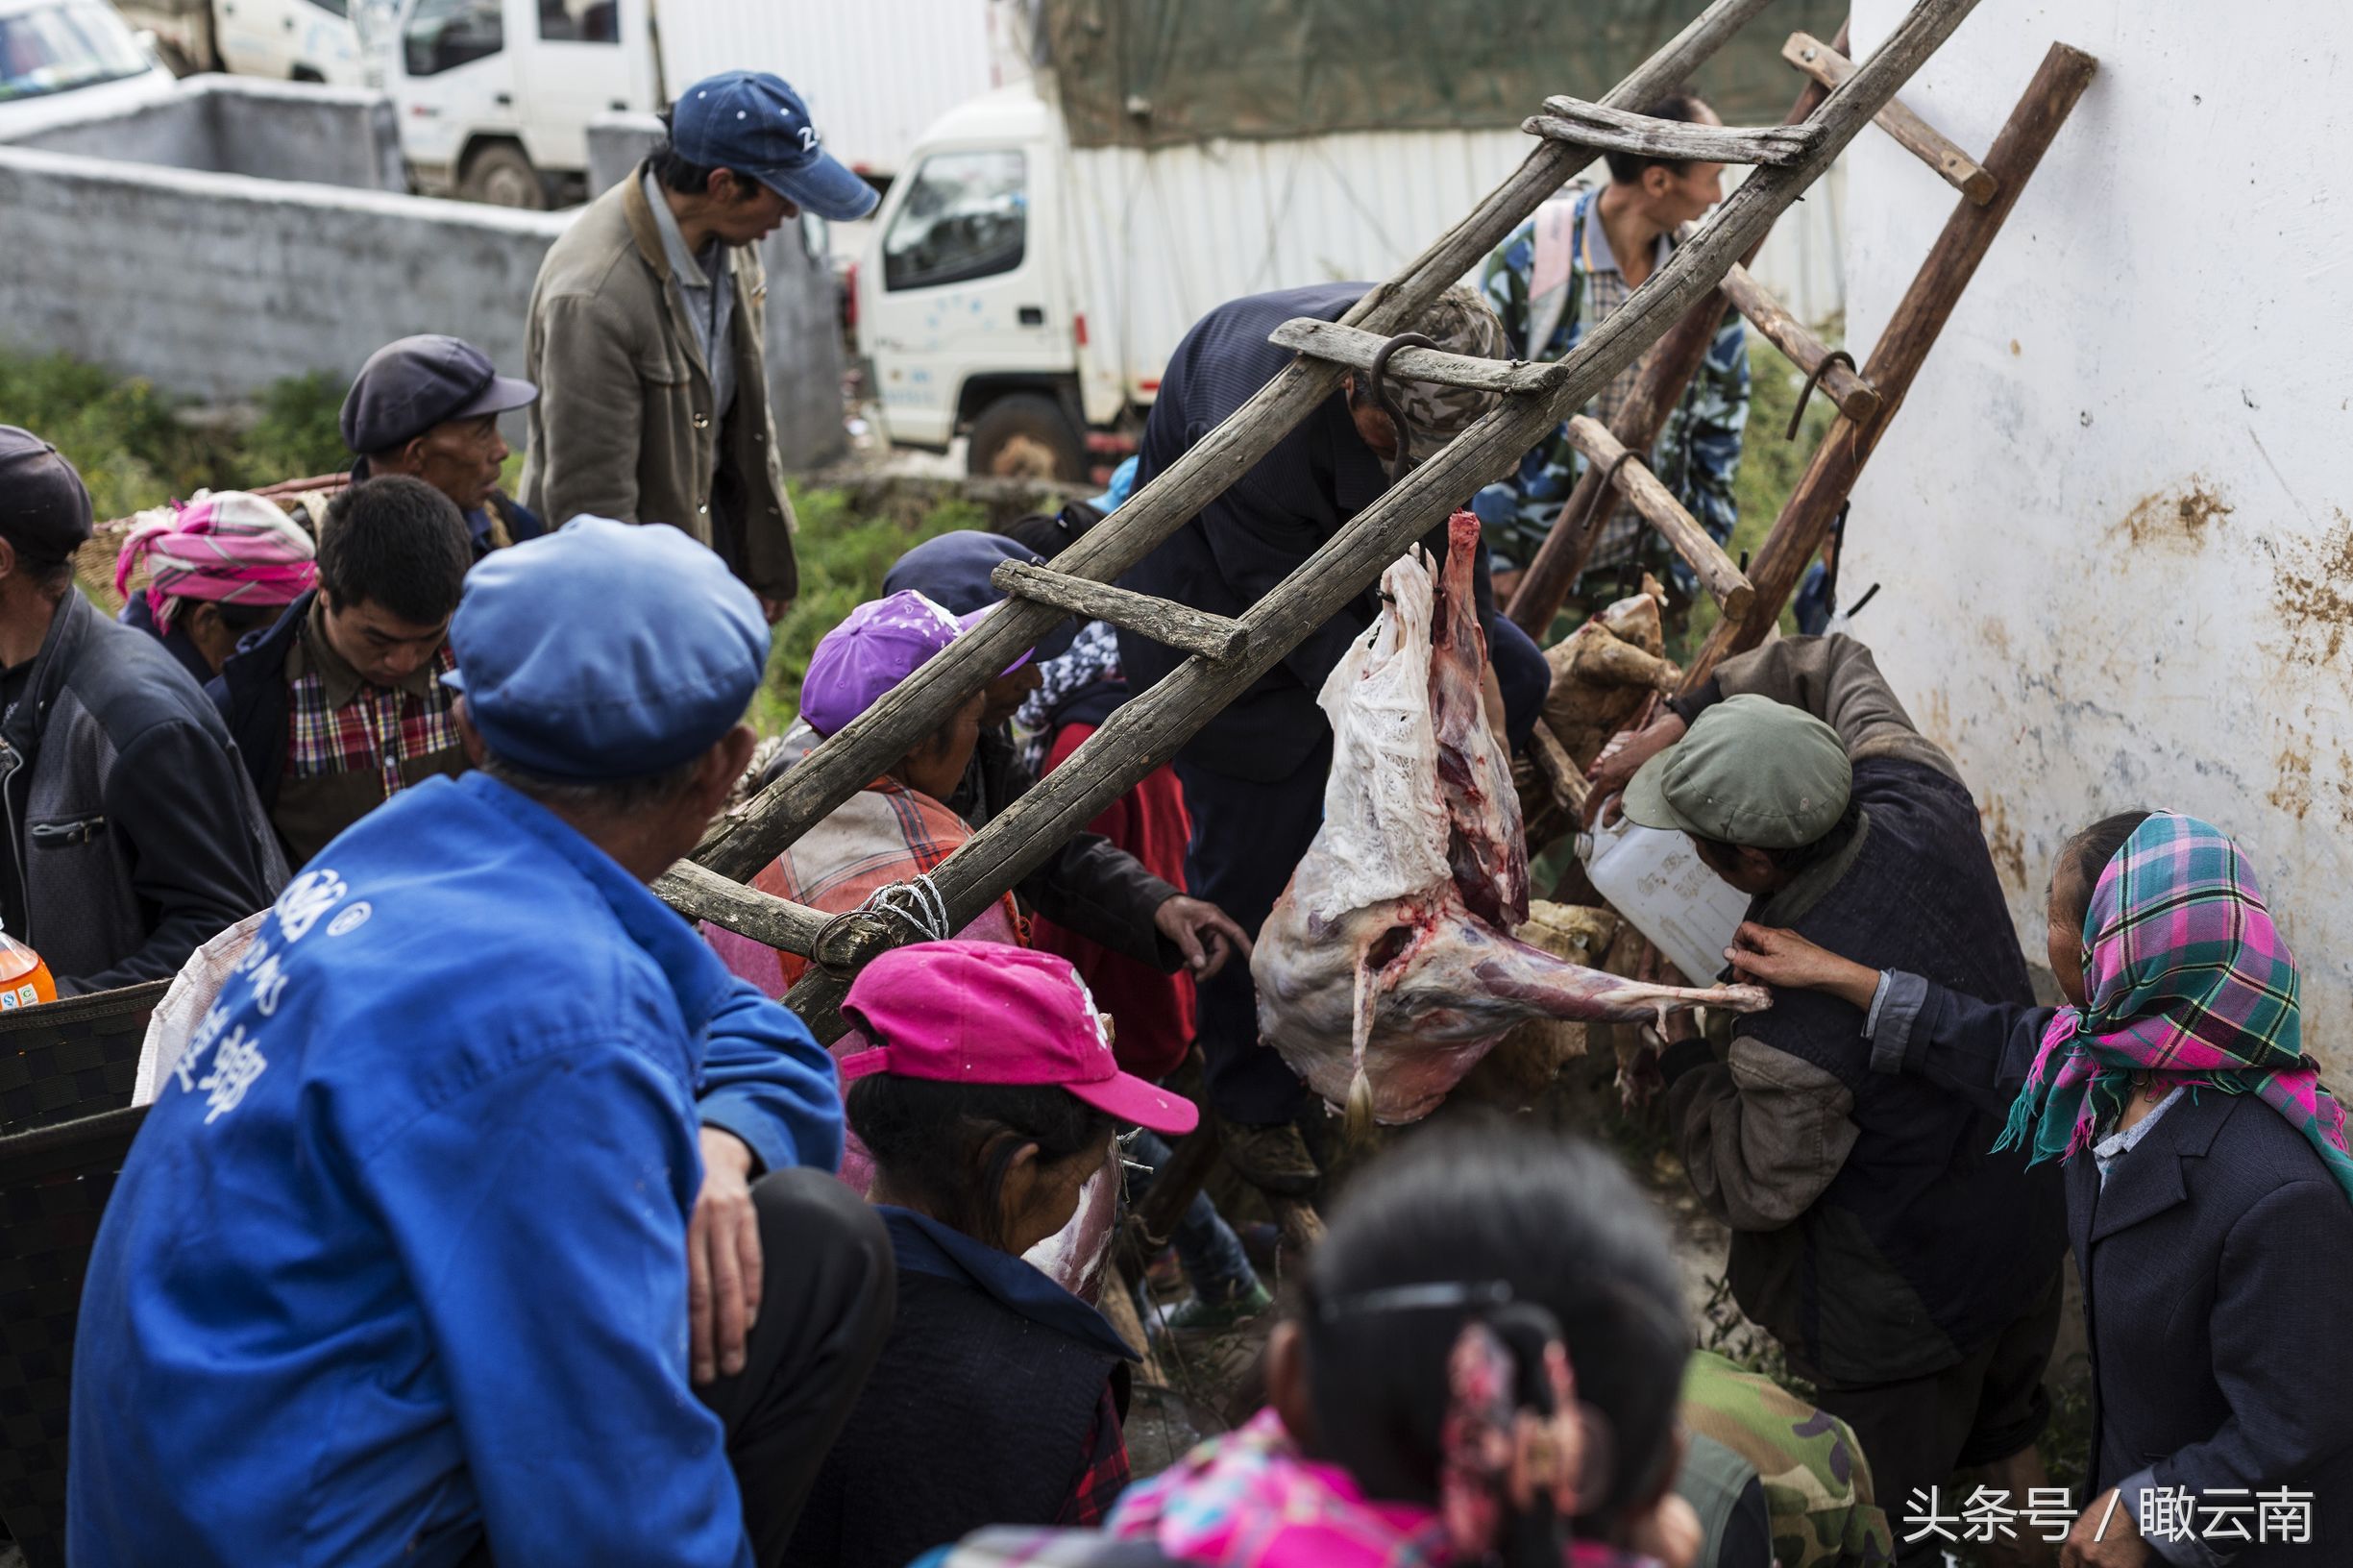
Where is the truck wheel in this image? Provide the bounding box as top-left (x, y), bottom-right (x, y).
top-left (968, 394), bottom-right (1085, 482)
top-left (460, 143), bottom-right (547, 210)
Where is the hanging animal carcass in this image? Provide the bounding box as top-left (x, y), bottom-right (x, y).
top-left (1250, 512), bottom-right (1767, 1126)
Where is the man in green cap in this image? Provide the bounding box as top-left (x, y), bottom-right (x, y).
top-left (1601, 634), bottom-right (2067, 1568)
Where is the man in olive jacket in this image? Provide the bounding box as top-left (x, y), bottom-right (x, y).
top-left (520, 71), bottom-right (876, 618)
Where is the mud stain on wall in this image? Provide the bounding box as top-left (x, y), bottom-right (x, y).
top-left (1980, 793), bottom-right (2029, 893)
top-left (2113, 480), bottom-right (2235, 547)
top-left (2274, 510), bottom-right (2353, 663)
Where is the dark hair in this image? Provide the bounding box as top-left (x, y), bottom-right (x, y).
top-left (1298, 1119), bottom-right (1687, 1551)
top-left (316, 476), bottom-right (472, 625)
top-left (1605, 91), bottom-right (1710, 184)
top-left (997, 501), bottom-right (1103, 559)
top-left (1696, 792), bottom-right (1863, 873)
top-left (2054, 810), bottom-right (2153, 928)
top-left (648, 120), bottom-right (757, 200)
top-left (846, 1073), bottom-right (1113, 1251)
top-left (170, 596), bottom-right (282, 639)
top-left (475, 747), bottom-right (705, 817)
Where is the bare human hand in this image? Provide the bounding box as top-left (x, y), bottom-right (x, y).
top-left (1726, 923), bottom-right (1880, 1010)
top-left (688, 1126), bottom-right (762, 1385)
top-left (1584, 713), bottom-right (1686, 827)
top-left (2061, 1491), bottom-right (2153, 1568)
top-left (1155, 894), bottom-right (1255, 982)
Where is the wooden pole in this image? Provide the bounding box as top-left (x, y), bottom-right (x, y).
top-left (1782, 31), bottom-right (1998, 205)
top-left (1504, 23), bottom-right (1849, 640)
top-left (772, 0), bottom-right (1987, 1037)
top-left (1679, 40), bottom-right (2097, 692)
top-left (1718, 263), bottom-right (1882, 423)
top-left (683, 0), bottom-right (1784, 891)
top-left (1559, 417), bottom-right (1755, 621)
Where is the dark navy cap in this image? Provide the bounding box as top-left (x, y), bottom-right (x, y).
top-left (341, 334), bottom-right (538, 463)
top-left (671, 70), bottom-right (879, 222)
top-left (882, 530), bottom-right (1077, 662)
top-left (0, 426), bottom-right (93, 568)
top-left (445, 517), bottom-right (769, 781)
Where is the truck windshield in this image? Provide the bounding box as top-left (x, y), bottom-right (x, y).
top-left (0, 1), bottom-right (152, 102)
top-left (883, 150), bottom-right (1027, 291)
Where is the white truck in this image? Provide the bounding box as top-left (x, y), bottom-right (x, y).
top-left (392, 0), bottom-right (1013, 206)
top-left (854, 7), bottom-right (1848, 482)
top-left (111, 0), bottom-right (1012, 205)
top-left (110, 0), bottom-right (366, 85)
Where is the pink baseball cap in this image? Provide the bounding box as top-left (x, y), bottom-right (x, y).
top-left (799, 590), bottom-right (1034, 739)
top-left (839, 941), bottom-right (1199, 1136)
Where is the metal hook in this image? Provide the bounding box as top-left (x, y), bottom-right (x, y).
top-left (1784, 349), bottom-right (1858, 440)
top-left (1366, 331), bottom-right (1438, 484)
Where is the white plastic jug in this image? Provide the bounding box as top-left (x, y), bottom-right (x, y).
top-left (1577, 815), bottom-right (1751, 986)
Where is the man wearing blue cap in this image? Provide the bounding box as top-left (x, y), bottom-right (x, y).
top-left (72, 518), bottom-right (895, 1568)
top-left (523, 71), bottom-right (879, 620)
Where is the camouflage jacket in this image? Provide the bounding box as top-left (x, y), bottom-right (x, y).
top-left (1681, 1353), bottom-right (1896, 1568)
top-left (1477, 185), bottom-right (1750, 589)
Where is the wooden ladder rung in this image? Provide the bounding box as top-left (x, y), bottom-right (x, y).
top-left (1562, 415), bottom-right (1754, 623)
top-left (1783, 32), bottom-right (1997, 206)
top-left (655, 860), bottom-right (832, 950)
top-left (1267, 317), bottom-right (1556, 395)
top-left (991, 559), bottom-right (1248, 662)
top-left (1719, 263), bottom-right (1882, 424)
top-left (1526, 96), bottom-right (1826, 167)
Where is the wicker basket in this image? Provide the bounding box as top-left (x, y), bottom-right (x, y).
top-left (0, 1103), bottom-right (150, 1566)
top-left (0, 981), bottom-right (171, 1139)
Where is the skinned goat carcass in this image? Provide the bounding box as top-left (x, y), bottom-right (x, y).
top-left (1251, 512), bottom-right (1767, 1126)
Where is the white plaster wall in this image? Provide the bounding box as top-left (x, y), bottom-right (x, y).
top-left (1844, 1), bottom-right (2353, 1049)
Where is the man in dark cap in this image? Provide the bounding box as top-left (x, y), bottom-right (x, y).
top-left (339, 332), bottom-right (544, 559)
top-left (1605, 633), bottom-right (2066, 1563)
top-left (211, 476), bottom-right (476, 865)
top-left (877, 529), bottom-right (1251, 985)
top-left (0, 428), bottom-right (285, 992)
top-left (523, 70), bottom-right (879, 620)
top-left (74, 517), bottom-right (893, 1568)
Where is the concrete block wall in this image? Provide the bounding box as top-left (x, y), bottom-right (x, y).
top-left (0, 85), bottom-right (846, 471)
top-left (0, 144), bottom-right (561, 406)
top-left (1, 76), bottom-right (403, 191)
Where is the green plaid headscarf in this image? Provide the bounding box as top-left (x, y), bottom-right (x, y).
top-left (1996, 812), bottom-right (2353, 1204)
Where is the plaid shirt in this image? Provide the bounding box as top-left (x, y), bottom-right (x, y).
top-left (1479, 185), bottom-right (1750, 591)
top-left (283, 633), bottom-right (460, 796)
top-left (1059, 1384), bottom-right (1132, 1528)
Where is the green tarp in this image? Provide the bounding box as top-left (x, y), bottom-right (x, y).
top-left (1033, 0), bottom-right (1849, 150)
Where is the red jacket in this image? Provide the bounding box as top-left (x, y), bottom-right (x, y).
top-left (1027, 722), bottom-right (1197, 1081)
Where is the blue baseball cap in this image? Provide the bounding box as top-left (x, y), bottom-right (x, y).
top-left (882, 530), bottom-right (1078, 662)
top-left (445, 516), bottom-right (770, 781)
top-left (671, 70), bottom-right (878, 222)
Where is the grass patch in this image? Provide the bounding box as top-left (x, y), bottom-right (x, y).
top-left (1675, 327), bottom-right (1842, 659)
top-left (1, 351), bottom-right (351, 520)
top-left (753, 484), bottom-right (989, 734)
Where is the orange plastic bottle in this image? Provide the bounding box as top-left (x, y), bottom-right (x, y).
top-left (0, 922), bottom-right (57, 1011)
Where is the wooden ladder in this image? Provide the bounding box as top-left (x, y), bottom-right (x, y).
top-left (661, 0), bottom-right (2041, 1038)
top-left (1502, 24), bottom-right (2097, 705)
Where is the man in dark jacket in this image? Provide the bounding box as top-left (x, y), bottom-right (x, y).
top-left (338, 334), bottom-right (545, 560)
top-left (879, 529), bottom-right (1251, 983)
top-left (212, 477), bottom-right (474, 866)
top-left (1117, 282), bottom-right (1553, 1192)
top-left (0, 429), bottom-right (286, 992)
top-left (1609, 633), bottom-right (2068, 1563)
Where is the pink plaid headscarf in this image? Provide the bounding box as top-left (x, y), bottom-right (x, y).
top-left (114, 492), bottom-right (317, 629)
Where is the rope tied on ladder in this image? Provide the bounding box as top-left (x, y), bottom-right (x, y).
top-left (810, 872), bottom-right (953, 972)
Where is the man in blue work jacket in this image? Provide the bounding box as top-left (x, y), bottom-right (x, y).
top-left (69, 517), bottom-right (895, 1568)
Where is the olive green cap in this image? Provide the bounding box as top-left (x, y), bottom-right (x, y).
top-left (1621, 694), bottom-right (1852, 847)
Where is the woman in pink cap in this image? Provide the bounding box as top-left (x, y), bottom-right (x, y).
top-left (781, 940), bottom-right (1198, 1568)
